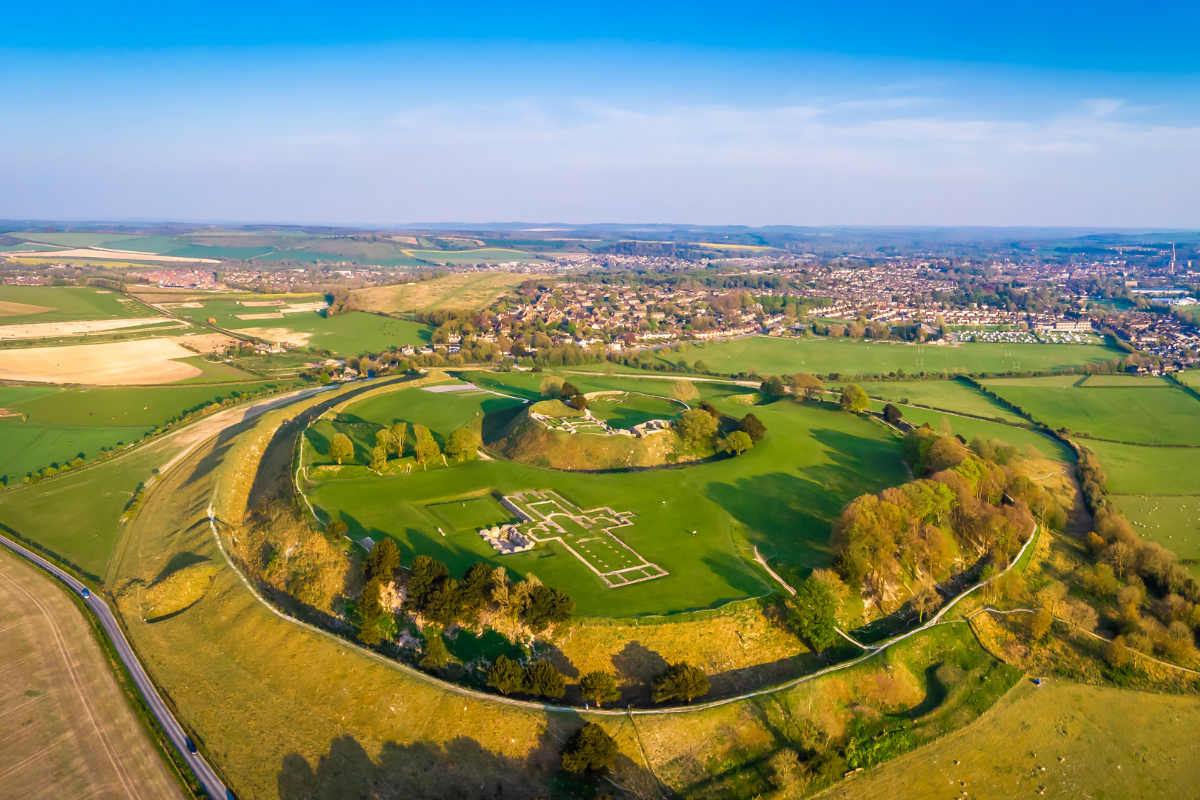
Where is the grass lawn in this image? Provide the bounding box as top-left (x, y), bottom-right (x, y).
top-left (1084, 440), bottom-right (1200, 496)
top-left (983, 380), bottom-right (1200, 444)
top-left (843, 379), bottom-right (1025, 422)
top-left (1112, 495), bottom-right (1200, 577)
top-left (638, 337), bottom-right (1124, 377)
top-left (0, 286), bottom-right (157, 325)
top-left (305, 383), bottom-right (907, 617)
top-left (425, 496), bottom-right (514, 532)
top-left (356, 273), bottom-right (528, 313)
top-left (171, 356), bottom-right (265, 383)
top-left (1176, 370), bottom-right (1200, 389)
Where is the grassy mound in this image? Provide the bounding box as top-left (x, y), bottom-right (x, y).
top-left (528, 398), bottom-right (582, 418)
top-left (140, 559), bottom-right (220, 620)
top-left (495, 412), bottom-right (681, 470)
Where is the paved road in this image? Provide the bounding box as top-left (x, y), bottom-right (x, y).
top-left (0, 535), bottom-right (228, 799)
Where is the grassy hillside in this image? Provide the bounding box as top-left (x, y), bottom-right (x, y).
top-left (355, 273), bottom-right (528, 313)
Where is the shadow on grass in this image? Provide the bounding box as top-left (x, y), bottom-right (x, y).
top-left (276, 714), bottom-right (658, 800)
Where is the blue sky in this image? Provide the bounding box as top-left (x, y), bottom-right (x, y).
top-left (3, 1), bottom-right (1199, 227)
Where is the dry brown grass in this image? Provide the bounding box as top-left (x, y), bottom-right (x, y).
top-left (0, 337), bottom-right (202, 384)
top-left (355, 273), bottom-right (526, 313)
top-left (0, 548), bottom-right (183, 800)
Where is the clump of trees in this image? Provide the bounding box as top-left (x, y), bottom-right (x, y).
top-left (832, 427), bottom-right (1048, 614)
top-left (405, 555), bottom-right (575, 633)
top-left (739, 413), bottom-right (767, 442)
top-left (839, 384), bottom-right (870, 414)
top-left (485, 656), bottom-right (568, 699)
top-left (786, 570), bottom-right (848, 652)
top-left (651, 661), bottom-right (710, 703)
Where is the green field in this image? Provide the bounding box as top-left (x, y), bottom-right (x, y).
top-left (0, 286), bottom-right (157, 325)
top-left (170, 301), bottom-right (433, 355)
top-left (2, 231), bottom-right (146, 247)
top-left (0, 443), bottom-right (167, 578)
top-left (984, 379), bottom-right (1200, 444)
top-left (1176, 370), bottom-right (1200, 389)
top-left (847, 379), bottom-right (1026, 422)
top-left (0, 380), bottom-right (301, 484)
top-left (304, 381), bottom-right (907, 617)
top-left (1085, 440), bottom-right (1200, 496)
top-left (879, 403), bottom-right (1073, 461)
top-left (630, 337), bottom-right (1124, 378)
top-left (1112, 495), bottom-right (1200, 577)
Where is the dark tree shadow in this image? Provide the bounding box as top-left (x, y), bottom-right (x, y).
top-left (610, 641), bottom-right (669, 704)
top-left (275, 714), bottom-right (652, 800)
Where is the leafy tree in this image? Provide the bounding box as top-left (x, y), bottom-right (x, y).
top-left (883, 403), bottom-right (904, 425)
top-left (698, 401), bottom-right (722, 421)
top-left (570, 394), bottom-right (589, 411)
top-left (539, 375), bottom-right (564, 397)
top-left (524, 585), bottom-right (575, 632)
top-left (739, 413), bottom-right (767, 443)
top-left (407, 555), bottom-right (450, 607)
top-left (388, 422), bottom-right (407, 456)
top-left (422, 578), bottom-right (462, 626)
top-left (840, 384), bottom-right (870, 414)
top-left (651, 662), bottom-right (710, 703)
top-left (760, 374), bottom-right (786, 396)
top-left (370, 445), bottom-right (387, 471)
top-left (420, 631), bottom-right (451, 670)
top-left (460, 562), bottom-right (494, 608)
top-left (328, 432), bottom-right (354, 464)
top-left (445, 428), bottom-right (476, 461)
top-left (325, 518), bottom-right (349, 542)
top-left (694, 359), bottom-right (709, 371)
top-left (487, 655), bottom-right (525, 695)
top-left (374, 428), bottom-right (394, 453)
top-left (723, 430), bottom-right (753, 455)
top-left (671, 380), bottom-right (699, 404)
top-left (677, 408), bottom-right (718, 449)
top-left (1102, 634), bottom-right (1132, 668)
top-left (1029, 607), bottom-right (1053, 642)
top-left (413, 424), bottom-right (441, 468)
top-left (579, 671), bottom-right (621, 707)
top-left (560, 381), bottom-right (581, 399)
top-left (790, 372), bottom-right (824, 401)
top-left (561, 723), bottom-right (618, 773)
top-left (356, 576), bottom-right (391, 645)
top-left (786, 577), bottom-right (840, 652)
top-left (364, 537), bottom-right (401, 581)
top-left (524, 660), bottom-right (566, 699)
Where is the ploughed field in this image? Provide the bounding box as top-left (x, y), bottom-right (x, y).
top-left (301, 374), bottom-right (907, 616)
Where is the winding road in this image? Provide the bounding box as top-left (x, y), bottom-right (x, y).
top-left (0, 534), bottom-right (229, 799)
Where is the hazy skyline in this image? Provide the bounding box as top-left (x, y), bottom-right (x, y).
top-left (4, 1), bottom-right (1199, 227)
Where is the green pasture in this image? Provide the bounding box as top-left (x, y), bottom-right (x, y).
top-left (0, 444), bottom-right (166, 579)
top-left (0, 286), bottom-right (156, 325)
top-left (635, 337), bottom-right (1124, 378)
top-left (1112, 495), bottom-right (1200, 577)
top-left (171, 301), bottom-right (432, 355)
top-left (1085, 440), bottom-right (1200, 496)
top-left (304, 384), bottom-right (907, 617)
top-left (0, 421), bottom-right (149, 484)
top-left (1082, 374), bottom-right (1173, 387)
top-left (846, 379), bottom-right (1025, 422)
top-left (880, 403), bottom-right (1072, 462)
top-left (983, 380), bottom-right (1200, 445)
top-left (1176, 370), bottom-right (1200, 389)
top-left (2, 381), bottom-right (298, 427)
top-left (171, 357), bottom-right (264, 383)
top-left (465, 370), bottom-right (748, 406)
top-left (425, 496), bottom-right (515, 533)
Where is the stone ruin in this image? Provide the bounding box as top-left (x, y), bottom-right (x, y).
top-left (479, 524), bottom-right (535, 555)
